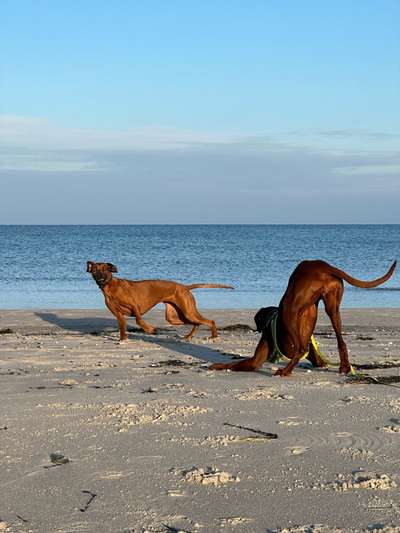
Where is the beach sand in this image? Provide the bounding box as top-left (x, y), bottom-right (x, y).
top-left (0, 309), bottom-right (400, 532)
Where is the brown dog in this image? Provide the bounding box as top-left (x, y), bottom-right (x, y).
top-left (87, 261), bottom-right (233, 341)
top-left (210, 260), bottom-right (396, 376)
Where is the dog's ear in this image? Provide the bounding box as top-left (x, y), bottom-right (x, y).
top-left (254, 307), bottom-right (276, 333)
top-left (254, 308), bottom-right (268, 332)
top-left (86, 261), bottom-right (94, 273)
top-left (107, 263), bottom-right (118, 273)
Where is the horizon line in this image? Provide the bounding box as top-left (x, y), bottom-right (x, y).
top-left (0, 223), bottom-right (399, 227)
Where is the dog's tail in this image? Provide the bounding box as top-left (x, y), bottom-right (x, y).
top-left (328, 260), bottom-right (397, 288)
top-left (186, 283), bottom-right (234, 290)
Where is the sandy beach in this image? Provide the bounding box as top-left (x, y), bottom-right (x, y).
top-left (1, 308), bottom-right (400, 533)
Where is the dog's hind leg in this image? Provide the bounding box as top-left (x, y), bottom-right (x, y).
top-left (323, 286), bottom-right (351, 374)
top-left (165, 303), bottom-right (186, 325)
top-left (165, 303), bottom-right (198, 339)
top-left (173, 290), bottom-right (218, 339)
top-left (184, 325), bottom-right (199, 340)
top-left (188, 314), bottom-right (217, 339)
top-left (182, 312), bottom-right (216, 340)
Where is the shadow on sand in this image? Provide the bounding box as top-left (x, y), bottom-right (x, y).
top-left (35, 311), bottom-right (239, 366)
top-left (36, 312), bottom-right (117, 334)
top-left (35, 312), bottom-right (327, 376)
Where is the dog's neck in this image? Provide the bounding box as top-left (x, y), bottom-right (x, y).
top-left (92, 272), bottom-right (113, 290)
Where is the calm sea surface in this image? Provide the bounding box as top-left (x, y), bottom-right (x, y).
top-left (0, 225), bottom-right (399, 309)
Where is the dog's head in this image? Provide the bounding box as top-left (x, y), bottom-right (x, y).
top-left (86, 261), bottom-right (118, 288)
top-left (254, 306), bottom-right (278, 333)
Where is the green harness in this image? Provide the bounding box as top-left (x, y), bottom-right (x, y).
top-left (266, 309), bottom-right (356, 375)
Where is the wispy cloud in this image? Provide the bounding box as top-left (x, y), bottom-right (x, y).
top-left (1, 115), bottom-right (399, 174)
top-left (334, 164), bottom-right (400, 176)
top-left (0, 115), bottom-right (236, 171)
top-left (318, 129), bottom-right (400, 141)
top-left (0, 114), bottom-right (229, 151)
top-left (1, 119), bottom-right (399, 223)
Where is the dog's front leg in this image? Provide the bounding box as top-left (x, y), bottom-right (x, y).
top-left (114, 313), bottom-right (128, 342)
top-left (105, 301), bottom-right (128, 342)
top-left (210, 336), bottom-right (269, 371)
top-left (133, 307), bottom-right (157, 335)
top-left (274, 353), bottom-right (302, 377)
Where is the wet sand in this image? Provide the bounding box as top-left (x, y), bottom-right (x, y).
top-left (0, 309), bottom-right (400, 532)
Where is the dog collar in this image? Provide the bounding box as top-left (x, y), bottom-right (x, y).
top-left (267, 312), bottom-right (356, 375)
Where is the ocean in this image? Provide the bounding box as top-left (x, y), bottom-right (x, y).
top-left (0, 225), bottom-right (399, 309)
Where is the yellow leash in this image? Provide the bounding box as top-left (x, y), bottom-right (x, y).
top-left (268, 311), bottom-right (356, 375)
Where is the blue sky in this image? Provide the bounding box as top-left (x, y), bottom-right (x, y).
top-left (1, 0), bottom-right (399, 223)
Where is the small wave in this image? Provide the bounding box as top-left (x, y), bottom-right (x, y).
top-left (9, 277), bottom-right (83, 282)
top-left (368, 287), bottom-right (400, 291)
top-left (346, 286), bottom-right (400, 292)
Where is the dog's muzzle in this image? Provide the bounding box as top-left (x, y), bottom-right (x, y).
top-left (93, 274), bottom-right (110, 288)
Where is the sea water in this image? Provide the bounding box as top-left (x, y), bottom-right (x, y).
top-left (0, 225), bottom-right (399, 309)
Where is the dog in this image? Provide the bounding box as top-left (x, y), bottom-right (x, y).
top-left (86, 261), bottom-right (233, 341)
top-left (210, 260), bottom-right (396, 376)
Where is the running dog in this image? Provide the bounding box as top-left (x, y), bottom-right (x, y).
top-left (87, 261), bottom-right (233, 341)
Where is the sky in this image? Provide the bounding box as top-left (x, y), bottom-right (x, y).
top-left (1, 0), bottom-right (399, 223)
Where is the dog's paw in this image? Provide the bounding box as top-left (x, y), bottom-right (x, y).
top-left (339, 364), bottom-right (351, 374)
top-left (274, 368), bottom-right (292, 377)
top-left (209, 362), bottom-right (230, 371)
top-left (118, 338), bottom-right (129, 345)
